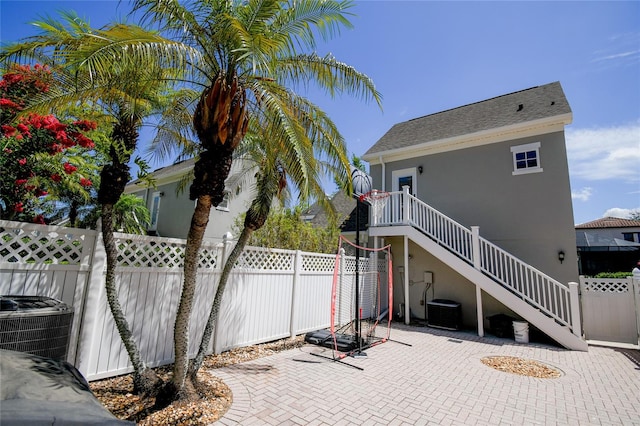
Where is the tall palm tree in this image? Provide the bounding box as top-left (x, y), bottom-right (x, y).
top-left (188, 98), bottom-right (350, 377)
top-left (132, 0), bottom-right (381, 402)
top-left (1, 13), bottom-right (194, 394)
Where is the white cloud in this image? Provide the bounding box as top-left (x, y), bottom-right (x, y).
top-left (572, 187), bottom-right (592, 202)
top-left (566, 122), bottom-right (640, 182)
top-left (602, 207), bottom-right (640, 219)
top-left (593, 49), bottom-right (640, 63)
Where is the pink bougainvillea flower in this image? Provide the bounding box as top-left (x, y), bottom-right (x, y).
top-left (72, 119), bottom-right (97, 131)
top-left (14, 202), bottom-right (24, 213)
top-left (49, 143), bottom-right (63, 153)
top-left (18, 158), bottom-right (27, 165)
top-left (79, 177), bottom-right (92, 187)
top-left (0, 98), bottom-right (22, 110)
top-left (2, 125), bottom-right (17, 137)
top-left (63, 162), bottom-right (77, 175)
top-left (75, 133), bottom-right (95, 149)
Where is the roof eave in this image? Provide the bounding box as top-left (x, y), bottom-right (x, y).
top-left (363, 112), bottom-right (573, 165)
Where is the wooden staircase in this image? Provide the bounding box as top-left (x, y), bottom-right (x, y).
top-left (368, 188), bottom-right (588, 351)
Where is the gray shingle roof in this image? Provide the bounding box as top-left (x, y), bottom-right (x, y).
top-left (305, 191), bottom-right (356, 229)
top-left (364, 82), bottom-right (571, 156)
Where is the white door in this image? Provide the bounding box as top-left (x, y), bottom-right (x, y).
top-left (392, 168), bottom-right (417, 195)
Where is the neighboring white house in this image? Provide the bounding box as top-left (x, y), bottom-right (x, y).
top-left (575, 217), bottom-right (640, 275)
top-left (124, 158), bottom-right (255, 241)
top-left (362, 82), bottom-right (587, 350)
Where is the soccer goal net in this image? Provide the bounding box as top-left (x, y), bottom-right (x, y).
top-left (330, 235), bottom-right (393, 357)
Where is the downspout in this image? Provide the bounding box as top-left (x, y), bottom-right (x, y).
top-left (379, 156), bottom-right (386, 192)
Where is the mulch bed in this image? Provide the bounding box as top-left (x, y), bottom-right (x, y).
top-left (480, 356), bottom-right (562, 378)
top-left (89, 336), bottom-right (305, 425)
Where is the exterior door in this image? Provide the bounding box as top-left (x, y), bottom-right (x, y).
top-left (391, 168), bottom-right (417, 222)
top-left (392, 168), bottom-right (417, 195)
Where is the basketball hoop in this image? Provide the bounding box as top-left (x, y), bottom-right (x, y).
top-left (360, 190), bottom-right (390, 225)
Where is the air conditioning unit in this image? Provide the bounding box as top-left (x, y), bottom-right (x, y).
top-left (427, 299), bottom-right (462, 330)
top-left (0, 296), bottom-right (74, 360)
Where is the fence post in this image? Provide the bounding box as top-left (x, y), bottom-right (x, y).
top-left (568, 281), bottom-right (582, 338)
top-left (402, 185), bottom-right (410, 224)
top-left (75, 219), bottom-right (108, 376)
top-left (338, 247), bottom-right (345, 325)
top-left (289, 250), bottom-right (303, 337)
top-left (632, 275), bottom-right (640, 347)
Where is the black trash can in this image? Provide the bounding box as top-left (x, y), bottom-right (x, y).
top-left (0, 295), bottom-right (74, 360)
top-left (487, 313), bottom-right (516, 339)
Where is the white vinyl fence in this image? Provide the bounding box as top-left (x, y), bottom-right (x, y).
top-left (580, 276), bottom-right (640, 348)
top-left (0, 220), bottom-right (348, 381)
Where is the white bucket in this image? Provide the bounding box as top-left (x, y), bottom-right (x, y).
top-left (513, 321), bottom-right (529, 343)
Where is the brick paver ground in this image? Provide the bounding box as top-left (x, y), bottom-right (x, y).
top-left (214, 324), bottom-right (640, 425)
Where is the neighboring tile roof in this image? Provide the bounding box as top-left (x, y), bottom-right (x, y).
top-left (339, 200), bottom-right (368, 233)
top-left (575, 217), bottom-right (640, 229)
top-left (364, 82), bottom-right (571, 156)
top-left (304, 191), bottom-right (368, 232)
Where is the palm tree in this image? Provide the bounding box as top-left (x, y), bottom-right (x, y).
top-left (1, 13), bottom-right (194, 394)
top-left (132, 0), bottom-right (381, 402)
top-left (188, 98), bottom-right (351, 377)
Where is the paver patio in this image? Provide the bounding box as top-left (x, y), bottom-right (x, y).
top-left (214, 324), bottom-right (640, 425)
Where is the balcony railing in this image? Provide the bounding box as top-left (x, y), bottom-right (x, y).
top-left (369, 187), bottom-right (579, 333)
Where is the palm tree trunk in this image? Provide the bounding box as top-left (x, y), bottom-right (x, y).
top-left (189, 180), bottom-right (275, 378)
top-left (102, 204), bottom-right (159, 394)
top-left (158, 194), bottom-right (213, 404)
top-left (189, 225), bottom-right (252, 378)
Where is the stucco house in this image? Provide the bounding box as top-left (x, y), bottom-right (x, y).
top-left (124, 158), bottom-right (255, 241)
top-left (575, 217), bottom-right (640, 275)
top-left (362, 82), bottom-right (587, 350)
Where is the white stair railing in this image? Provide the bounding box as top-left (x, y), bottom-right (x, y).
top-left (377, 187), bottom-right (575, 332)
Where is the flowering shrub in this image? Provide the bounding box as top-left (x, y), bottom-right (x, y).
top-left (1, 64), bottom-right (97, 223)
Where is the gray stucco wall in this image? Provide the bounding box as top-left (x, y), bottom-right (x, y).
top-left (370, 131), bottom-right (579, 285)
top-left (131, 180), bottom-right (253, 241)
top-left (388, 237), bottom-right (519, 329)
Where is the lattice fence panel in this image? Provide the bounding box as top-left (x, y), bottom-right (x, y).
top-left (583, 279), bottom-right (630, 293)
top-left (0, 225), bottom-right (87, 265)
top-left (198, 246), bottom-right (221, 269)
top-left (302, 253), bottom-right (335, 272)
top-left (342, 256), bottom-right (370, 274)
top-left (236, 249), bottom-right (293, 271)
top-left (116, 238), bottom-right (186, 268)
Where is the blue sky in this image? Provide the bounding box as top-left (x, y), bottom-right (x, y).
top-left (1, 0), bottom-right (639, 225)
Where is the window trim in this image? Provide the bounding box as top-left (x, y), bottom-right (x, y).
top-left (149, 191), bottom-right (162, 231)
top-left (511, 142), bottom-right (543, 175)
